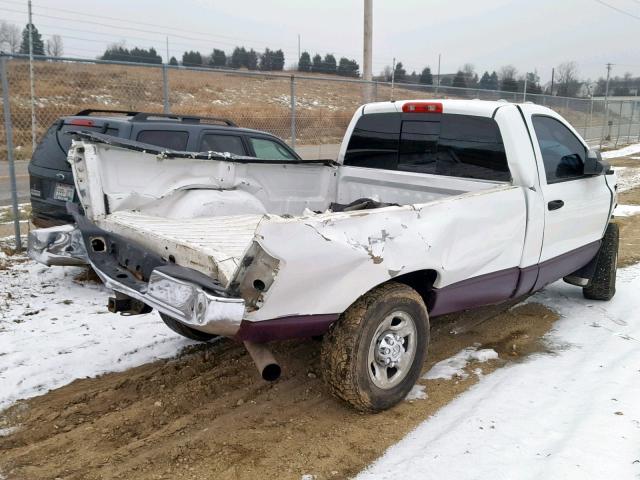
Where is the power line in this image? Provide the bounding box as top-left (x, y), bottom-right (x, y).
top-left (594, 0), bottom-right (640, 20)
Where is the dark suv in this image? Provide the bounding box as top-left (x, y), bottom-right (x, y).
top-left (28, 109), bottom-right (300, 227)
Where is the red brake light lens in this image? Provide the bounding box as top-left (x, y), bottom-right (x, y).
top-left (69, 119), bottom-right (95, 127)
top-left (402, 102), bottom-right (443, 113)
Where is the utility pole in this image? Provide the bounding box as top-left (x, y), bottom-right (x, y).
top-left (297, 33), bottom-right (301, 65)
top-left (601, 62), bottom-right (613, 147)
top-left (390, 57), bottom-right (396, 100)
top-left (28, 0), bottom-right (36, 152)
top-left (550, 67), bottom-right (555, 96)
top-left (523, 73), bottom-right (528, 102)
top-left (363, 0), bottom-right (373, 101)
top-left (436, 53), bottom-right (441, 95)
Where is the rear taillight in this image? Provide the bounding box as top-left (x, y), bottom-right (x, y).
top-left (68, 119), bottom-right (95, 127)
top-left (402, 102), bottom-right (443, 113)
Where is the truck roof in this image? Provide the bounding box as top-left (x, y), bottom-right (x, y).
top-left (362, 99), bottom-right (515, 117)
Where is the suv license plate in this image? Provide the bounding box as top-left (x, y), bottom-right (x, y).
top-left (53, 183), bottom-right (75, 202)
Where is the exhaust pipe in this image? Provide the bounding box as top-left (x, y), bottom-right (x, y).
top-left (243, 341), bottom-right (281, 381)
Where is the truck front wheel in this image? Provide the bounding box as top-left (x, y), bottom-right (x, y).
top-left (159, 313), bottom-right (219, 342)
top-left (583, 222), bottom-right (619, 301)
top-left (321, 282), bottom-right (430, 412)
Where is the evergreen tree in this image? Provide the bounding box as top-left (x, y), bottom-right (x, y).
top-left (19, 23), bottom-right (44, 55)
top-left (489, 71), bottom-right (499, 90)
top-left (393, 61), bottom-right (406, 81)
top-left (452, 70), bottom-right (467, 88)
top-left (298, 51), bottom-right (311, 72)
top-left (337, 57), bottom-right (359, 77)
top-left (169, 56), bottom-right (178, 66)
top-left (323, 54), bottom-right (337, 73)
top-left (311, 54), bottom-right (323, 73)
top-left (210, 48), bottom-right (227, 67)
top-left (259, 48), bottom-right (273, 70)
top-left (478, 71), bottom-right (492, 89)
top-left (102, 45), bottom-right (161, 64)
top-left (246, 49), bottom-right (258, 70)
top-left (230, 46), bottom-right (248, 68)
top-left (182, 50), bottom-right (203, 66)
top-left (272, 49), bottom-right (285, 70)
top-left (419, 66), bottom-right (433, 85)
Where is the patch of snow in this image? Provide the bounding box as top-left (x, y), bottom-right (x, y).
top-left (614, 204), bottom-right (640, 217)
top-left (601, 143), bottom-right (640, 159)
top-left (300, 475), bottom-right (316, 480)
top-left (0, 427), bottom-right (17, 437)
top-left (357, 265), bottom-right (640, 480)
top-left (613, 166), bottom-right (640, 192)
top-left (0, 258), bottom-right (195, 410)
top-left (422, 346), bottom-right (498, 380)
top-left (405, 384), bottom-right (427, 401)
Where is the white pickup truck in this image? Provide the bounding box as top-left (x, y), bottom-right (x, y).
top-left (29, 99), bottom-right (619, 412)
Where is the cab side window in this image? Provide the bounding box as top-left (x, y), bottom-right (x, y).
top-left (532, 116), bottom-right (587, 183)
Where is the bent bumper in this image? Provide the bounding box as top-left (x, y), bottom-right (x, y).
top-left (96, 267), bottom-right (245, 336)
top-left (28, 225), bottom-right (88, 266)
top-left (70, 212), bottom-right (245, 337)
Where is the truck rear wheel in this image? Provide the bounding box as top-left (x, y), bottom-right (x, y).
top-left (321, 282), bottom-right (430, 412)
top-left (583, 222), bottom-right (619, 301)
top-left (159, 313), bottom-right (219, 342)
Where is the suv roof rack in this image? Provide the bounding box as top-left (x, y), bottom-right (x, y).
top-left (75, 109), bottom-right (140, 117)
top-left (130, 112), bottom-right (237, 127)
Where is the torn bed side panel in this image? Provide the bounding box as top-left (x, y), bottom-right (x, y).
top-left (245, 185), bottom-right (527, 322)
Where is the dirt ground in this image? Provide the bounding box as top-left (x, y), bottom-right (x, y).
top-left (1, 159), bottom-right (640, 480)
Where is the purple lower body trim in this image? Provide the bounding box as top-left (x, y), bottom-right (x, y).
top-left (235, 314), bottom-right (340, 343)
top-left (428, 240), bottom-right (601, 317)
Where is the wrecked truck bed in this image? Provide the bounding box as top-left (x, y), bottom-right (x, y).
top-left (61, 131), bottom-right (524, 335)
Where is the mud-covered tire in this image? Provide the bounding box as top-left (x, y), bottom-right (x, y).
top-left (583, 222), bottom-right (619, 301)
top-left (159, 313), bottom-right (219, 342)
top-left (321, 282), bottom-right (430, 412)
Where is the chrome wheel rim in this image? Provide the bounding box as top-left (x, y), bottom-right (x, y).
top-left (367, 310), bottom-right (417, 390)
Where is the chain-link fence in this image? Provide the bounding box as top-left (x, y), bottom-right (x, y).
top-left (2, 53), bottom-right (640, 162)
top-left (2, 52), bottom-right (640, 247)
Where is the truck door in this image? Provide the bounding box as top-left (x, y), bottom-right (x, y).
top-left (522, 106), bottom-right (611, 288)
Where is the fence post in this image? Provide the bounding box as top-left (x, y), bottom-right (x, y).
top-left (0, 56), bottom-right (22, 251)
top-left (290, 75), bottom-right (296, 150)
top-left (614, 101), bottom-right (624, 148)
top-left (373, 81), bottom-right (378, 102)
top-left (627, 101), bottom-right (635, 145)
top-left (162, 64), bottom-right (170, 113)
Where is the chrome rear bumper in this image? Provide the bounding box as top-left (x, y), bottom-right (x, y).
top-left (96, 266), bottom-right (245, 336)
top-left (28, 225), bottom-right (88, 266)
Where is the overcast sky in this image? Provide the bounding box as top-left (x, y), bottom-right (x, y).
top-left (2, 0), bottom-right (639, 82)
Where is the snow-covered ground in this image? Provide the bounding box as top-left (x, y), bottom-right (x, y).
top-left (0, 253), bottom-right (194, 410)
top-left (357, 265), bottom-right (640, 480)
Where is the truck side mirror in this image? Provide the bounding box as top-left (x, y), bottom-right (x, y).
top-left (584, 149), bottom-right (610, 176)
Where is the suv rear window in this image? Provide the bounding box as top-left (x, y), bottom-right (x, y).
top-left (136, 130), bottom-right (189, 150)
top-left (345, 112), bottom-right (510, 182)
top-left (200, 134), bottom-right (245, 155)
top-left (31, 123), bottom-right (119, 170)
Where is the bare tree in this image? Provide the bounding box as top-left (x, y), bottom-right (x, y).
top-left (556, 61), bottom-right (580, 97)
top-left (0, 20), bottom-right (20, 53)
top-left (499, 65), bottom-right (518, 92)
top-left (46, 34), bottom-right (63, 57)
top-left (462, 63), bottom-right (477, 85)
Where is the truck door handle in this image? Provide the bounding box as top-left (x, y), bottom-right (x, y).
top-left (548, 200), bottom-right (564, 211)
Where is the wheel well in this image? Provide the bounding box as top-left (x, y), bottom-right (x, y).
top-left (391, 269), bottom-right (439, 311)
